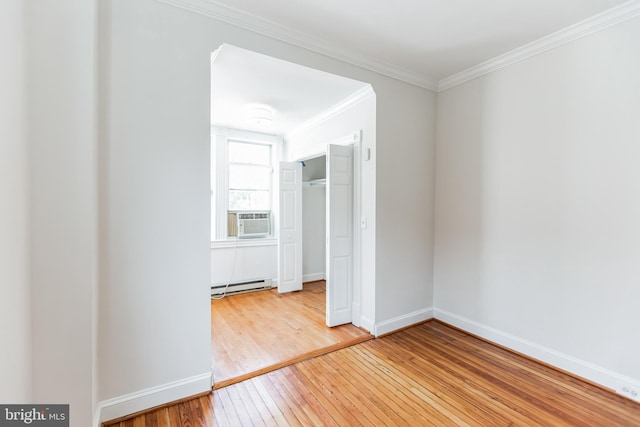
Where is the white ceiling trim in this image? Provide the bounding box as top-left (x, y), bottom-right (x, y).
top-left (156, 0), bottom-right (439, 91)
top-left (438, 0), bottom-right (640, 92)
top-left (285, 85), bottom-right (375, 141)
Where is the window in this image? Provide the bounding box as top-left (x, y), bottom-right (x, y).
top-left (211, 129), bottom-right (279, 241)
top-left (228, 141), bottom-right (272, 211)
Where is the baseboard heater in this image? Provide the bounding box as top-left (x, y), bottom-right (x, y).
top-left (211, 278), bottom-right (273, 297)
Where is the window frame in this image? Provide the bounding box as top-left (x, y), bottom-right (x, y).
top-left (227, 140), bottom-right (273, 212)
top-left (211, 127), bottom-right (280, 242)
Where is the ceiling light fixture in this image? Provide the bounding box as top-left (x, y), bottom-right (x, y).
top-left (246, 104), bottom-right (275, 126)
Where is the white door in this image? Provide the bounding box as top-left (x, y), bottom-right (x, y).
top-left (278, 161), bottom-right (303, 293)
top-left (326, 144), bottom-right (354, 326)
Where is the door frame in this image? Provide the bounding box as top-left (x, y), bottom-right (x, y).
top-left (294, 131), bottom-right (362, 327)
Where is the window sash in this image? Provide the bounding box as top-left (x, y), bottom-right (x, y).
top-left (228, 163), bottom-right (272, 192)
top-left (227, 141), bottom-right (273, 213)
top-left (228, 140), bottom-right (271, 166)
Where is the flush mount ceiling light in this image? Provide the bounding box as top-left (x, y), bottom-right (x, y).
top-left (246, 104), bottom-right (275, 126)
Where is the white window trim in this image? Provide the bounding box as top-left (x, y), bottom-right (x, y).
top-left (211, 238), bottom-right (277, 249)
top-left (211, 127), bottom-right (282, 242)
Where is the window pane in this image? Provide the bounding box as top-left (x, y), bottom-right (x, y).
top-left (228, 141), bottom-right (270, 165)
top-left (229, 190), bottom-right (270, 210)
top-left (229, 164), bottom-right (271, 190)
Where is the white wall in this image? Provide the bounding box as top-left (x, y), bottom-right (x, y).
top-left (210, 241), bottom-right (277, 286)
top-left (0, 0), bottom-right (31, 403)
top-left (434, 16), bottom-right (640, 390)
top-left (376, 83), bottom-right (438, 333)
top-left (28, 0), bottom-right (98, 425)
top-left (302, 185), bottom-right (326, 281)
top-left (99, 0), bottom-right (436, 415)
top-left (98, 0), bottom-right (212, 418)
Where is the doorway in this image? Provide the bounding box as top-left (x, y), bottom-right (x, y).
top-left (284, 139), bottom-right (358, 327)
top-left (210, 44), bottom-right (376, 387)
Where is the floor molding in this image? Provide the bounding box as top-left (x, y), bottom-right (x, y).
top-left (433, 308), bottom-right (640, 396)
top-left (96, 372), bottom-right (212, 426)
top-left (374, 306), bottom-right (433, 337)
top-left (302, 272), bottom-right (325, 283)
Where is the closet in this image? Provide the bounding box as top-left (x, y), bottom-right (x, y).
top-left (302, 155), bottom-right (326, 282)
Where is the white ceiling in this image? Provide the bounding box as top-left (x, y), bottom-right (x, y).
top-left (211, 44), bottom-right (369, 136)
top-left (197, 0), bottom-right (631, 87)
top-left (207, 0), bottom-right (635, 135)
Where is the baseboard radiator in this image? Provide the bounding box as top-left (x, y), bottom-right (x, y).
top-left (211, 278), bottom-right (273, 297)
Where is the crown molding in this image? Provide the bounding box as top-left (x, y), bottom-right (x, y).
top-left (156, 0), bottom-right (438, 91)
top-left (438, 0), bottom-right (640, 92)
top-left (157, 0), bottom-right (640, 93)
top-left (285, 85), bottom-right (375, 141)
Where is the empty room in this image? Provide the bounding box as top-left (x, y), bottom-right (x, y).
top-left (2, 0), bottom-right (640, 426)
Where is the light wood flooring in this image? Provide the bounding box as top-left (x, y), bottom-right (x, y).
top-left (106, 320), bottom-right (640, 426)
top-left (210, 280), bottom-right (371, 389)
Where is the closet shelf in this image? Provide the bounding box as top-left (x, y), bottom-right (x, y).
top-left (303, 178), bottom-right (326, 187)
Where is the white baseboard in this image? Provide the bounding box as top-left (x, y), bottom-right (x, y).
top-left (96, 372), bottom-right (212, 426)
top-left (374, 307), bottom-right (434, 337)
top-left (434, 308), bottom-right (640, 394)
top-left (303, 272), bottom-right (325, 283)
top-left (359, 315), bottom-right (375, 334)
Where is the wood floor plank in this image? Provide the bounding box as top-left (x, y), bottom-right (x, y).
top-left (215, 387), bottom-right (243, 426)
top-left (279, 367), bottom-right (336, 426)
top-left (210, 391), bottom-right (229, 427)
top-left (143, 410), bottom-right (157, 427)
top-left (177, 401), bottom-right (196, 427)
top-left (106, 321), bottom-right (640, 427)
top-left (307, 353), bottom-right (390, 426)
top-left (230, 381), bottom-right (266, 427)
top-left (259, 373), bottom-right (304, 426)
top-left (195, 397), bottom-right (214, 427)
top-left (262, 370), bottom-right (318, 426)
top-left (166, 405), bottom-right (181, 427)
top-left (382, 326), bottom-right (575, 424)
top-left (211, 281), bottom-right (371, 388)
top-left (226, 381), bottom-right (259, 426)
top-left (403, 325), bottom-right (615, 425)
top-left (250, 376), bottom-right (290, 426)
top-left (156, 409), bottom-right (170, 427)
top-left (348, 344), bottom-right (473, 426)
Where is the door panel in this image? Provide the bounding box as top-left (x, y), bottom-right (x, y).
top-left (326, 144), bottom-right (353, 326)
top-left (278, 162), bottom-right (302, 293)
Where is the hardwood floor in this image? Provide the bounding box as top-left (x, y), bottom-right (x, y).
top-left (210, 280), bottom-right (371, 389)
top-left (106, 321), bottom-right (640, 426)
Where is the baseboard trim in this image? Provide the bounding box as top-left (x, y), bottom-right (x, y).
top-left (374, 307), bottom-right (434, 337)
top-left (96, 372), bottom-right (212, 426)
top-left (433, 308), bottom-right (640, 394)
top-left (303, 273), bottom-right (325, 283)
top-left (359, 315), bottom-right (375, 334)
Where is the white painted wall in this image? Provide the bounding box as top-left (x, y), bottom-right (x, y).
top-left (98, 0), bottom-right (212, 418)
top-left (28, 0), bottom-right (98, 425)
top-left (0, 0), bottom-right (31, 403)
top-left (99, 0), bottom-right (436, 415)
top-left (375, 84), bottom-right (437, 332)
top-left (302, 185), bottom-right (326, 281)
top-left (210, 241), bottom-right (277, 286)
top-left (434, 16), bottom-right (640, 390)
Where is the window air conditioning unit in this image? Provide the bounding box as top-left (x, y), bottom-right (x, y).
top-left (236, 211), bottom-right (271, 238)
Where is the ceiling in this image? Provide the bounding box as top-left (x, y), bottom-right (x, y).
top-left (207, 0), bottom-right (635, 136)
top-left (185, 0), bottom-right (634, 89)
top-left (211, 44), bottom-right (369, 136)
